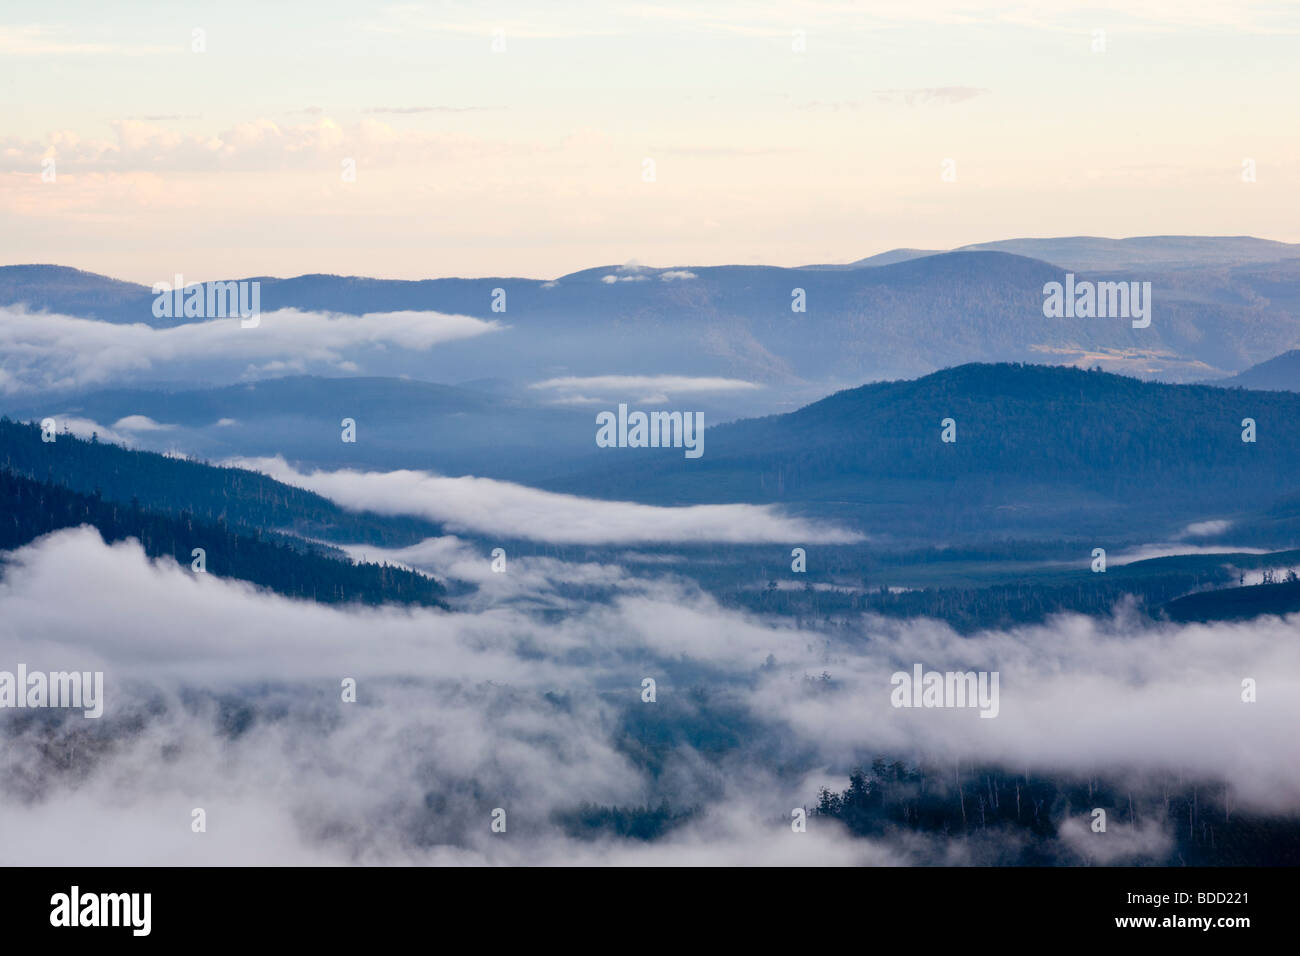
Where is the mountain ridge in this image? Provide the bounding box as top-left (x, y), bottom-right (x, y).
top-left (6, 238), bottom-right (1300, 394)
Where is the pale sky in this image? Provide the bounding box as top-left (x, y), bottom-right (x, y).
top-left (2, 0), bottom-right (1297, 282)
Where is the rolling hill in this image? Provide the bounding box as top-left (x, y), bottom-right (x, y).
top-left (954, 235), bottom-right (1300, 271)
top-left (0, 468), bottom-right (447, 608)
top-left (1206, 349), bottom-right (1300, 391)
top-left (6, 238), bottom-right (1300, 394)
top-left (0, 416), bottom-right (441, 548)
top-left (543, 362), bottom-right (1300, 541)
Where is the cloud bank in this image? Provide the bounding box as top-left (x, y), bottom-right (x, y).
top-left (228, 456), bottom-right (865, 545)
top-left (0, 306), bottom-right (500, 395)
top-left (1, 528), bottom-right (1298, 865)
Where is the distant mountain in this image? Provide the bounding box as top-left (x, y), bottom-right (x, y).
top-left (954, 236), bottom-right (1300, 271)
top-left (1205, 349), bottom-right (1300, 391)
top-left (6, 238), bottom-right (1300, 394)
top-left (0, 264), bottom-right (152, 321)
top-left (797, 249), bottom-right (940, 270)
top-left (544, 362), bottom-right (1300, 542)
top-left (796, 236), bottom-right (1300, 272)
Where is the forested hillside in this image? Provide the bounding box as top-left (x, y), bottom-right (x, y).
top-left (0, 468), bottom-right (446, 607)
top-left (548, 363), bottom-right (1300, 539)
top-left (809, 759), bottom-right (1300, 866)
top-left (0, 417), bottom-right (439, 547)
top-left (1159, 576), bottom-right (1300, 622)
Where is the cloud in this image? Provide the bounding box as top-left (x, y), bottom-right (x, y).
top-left (1180, 519), bottom-right (1233, 538)
top-left (1109, 544), bottom-right (1269, 565)
top-left (338, 534), bottom-right (643, 614)
top-left (227, 457), bottom-right (864, 545)
top-left (1055, 815), bottom-right (1173, 864)
top-left (1, 528), bottom-right (1299, 865)
top-left (111, 415), bottom-right (175, 432)
top-left (757, 607), bottom-right (1300, 813)
top-left (0, 306), bottom-right (501, 395)
top-left (28, 416), bottom-right (135, 446)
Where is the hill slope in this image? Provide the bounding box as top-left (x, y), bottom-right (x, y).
top-left (1206, 349), bottom-right (1300, 391)
top-left (0, 468), bottom-right (446, 608)
top-left (544, 363), bottom-right (1300, 540)
top-left (955, 236), bottom-right (1300, 271)
top-left (0, 417), bottom-right (440, 547)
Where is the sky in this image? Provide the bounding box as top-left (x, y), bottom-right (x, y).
top-left (2, 0), bottom-right (1298, 282)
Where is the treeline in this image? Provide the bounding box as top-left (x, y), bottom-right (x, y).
top-left (740, 575), bottom-right (1223, 631)
top-left (553, 802), bottom-right (698, 841)
top-left (0, 468), bottom-right (446, 608)
top-left (733, 550), bottom-right (1300, 631)
top-left (1160, 577), bottom-right (1300, 623)
top-left (810, 759), bottom-right (1300, 865)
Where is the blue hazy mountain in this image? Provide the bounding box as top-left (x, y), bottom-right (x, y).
top-left (0, 264), bottom-right (152, 321)
top-left (953, 235), bottom-right (1300, 271)
top-left (794, 236), bottom-right (1300, 272)
top-left (797, 248), bottom-right (941, 269)
top-left (1206, 349), bottom-right (1300, 391)
top-left (6, 238), bottom-right (1300, 394)
top-left (542, 362), bottom-right (1300, 542)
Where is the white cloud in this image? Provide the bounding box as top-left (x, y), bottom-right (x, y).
top-left (1055, 815), bottom-right (1172, 864)
top-left (0, 306), bottom-right (500, 395)
top-left (228, 457), bottom-right (865, 545)
top-left (1, 528), bottom-right (1299, 865)
top-left (47, 416), bottom-right (133, 445)
top-left (1110, 544), bottom-right (1269, 565)
top-left (1180, 519), bottom-right (1233, 538)
top-left (111, 415), bottom-right (174, 432)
